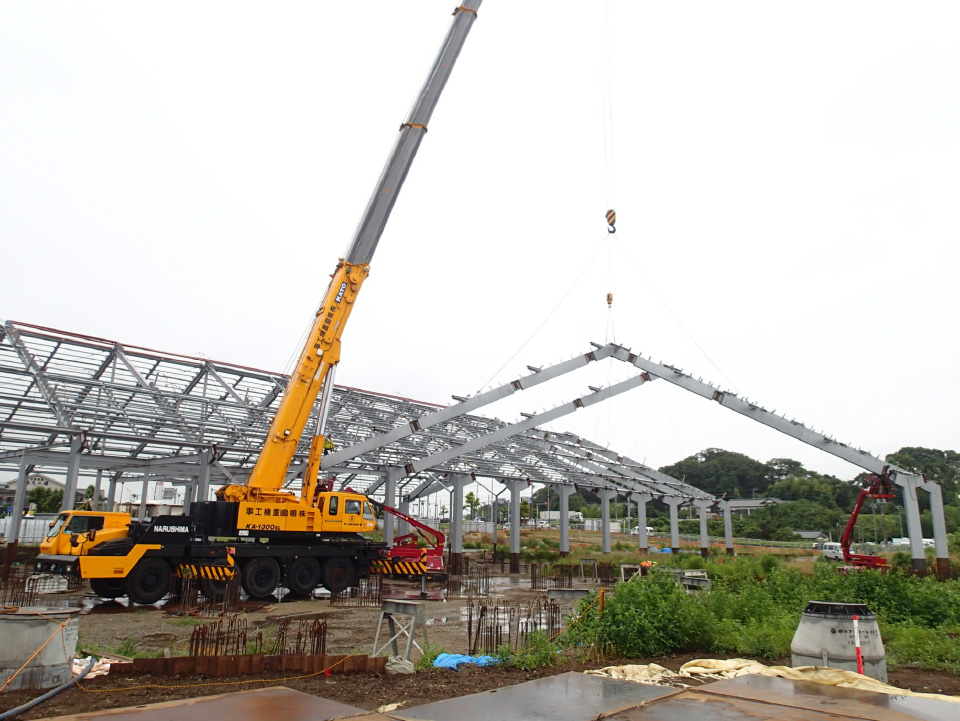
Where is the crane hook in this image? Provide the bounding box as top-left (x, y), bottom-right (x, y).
top-left (605, 209), bottom-right (616, 233)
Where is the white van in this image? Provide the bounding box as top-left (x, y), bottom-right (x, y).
top-left (629, 526), bottom-right (655, 536)
top-left (821, 542), bottom-right (844, 561)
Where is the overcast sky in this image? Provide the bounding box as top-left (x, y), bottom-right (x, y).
top-left (2, 1), bottom-right (958, 493)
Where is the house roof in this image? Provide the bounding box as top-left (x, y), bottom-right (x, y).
top-left (725, 498), bottom-right (784, 509)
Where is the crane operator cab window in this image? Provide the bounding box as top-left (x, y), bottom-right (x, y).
top-left (342, 498), bottom-right (364, 531)
top-left (362, 502), bottom-right (375, 522)
top-left (328, 496), bottom-right (338, 516)
top-left (47, 513), bottom-right (104, 538)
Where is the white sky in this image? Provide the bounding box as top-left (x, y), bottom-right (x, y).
top-left (2, 1), bottom-right (958, 493)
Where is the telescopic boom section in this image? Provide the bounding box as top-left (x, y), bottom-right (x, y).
top-left (223, 3), bottom-right (483, 500)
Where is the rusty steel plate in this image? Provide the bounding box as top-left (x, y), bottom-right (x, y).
top-left (699, 675), bottom-right (957, 721)
top-left (36, 686), bottom-right (366, 721)
top-left (607, 689), bottom-right (873, 721)
top-left (390, 671), bottom-right (678, 721)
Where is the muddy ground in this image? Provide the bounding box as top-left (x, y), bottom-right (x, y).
top-left (4, 572), bottom-right (959, 719)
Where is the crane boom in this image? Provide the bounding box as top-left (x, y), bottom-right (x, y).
top-left (218, 2), bottom-right (482, 502)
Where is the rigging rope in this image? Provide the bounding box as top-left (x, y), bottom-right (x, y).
top-left (601, 1), bottom-right (617, 345)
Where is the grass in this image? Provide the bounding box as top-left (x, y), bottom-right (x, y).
top-left (79, 637), bottom-right (164, 659)
top-left (560, 555), bottom-right (960, 672)
top-left (414, 643), bottom-right (444, 670)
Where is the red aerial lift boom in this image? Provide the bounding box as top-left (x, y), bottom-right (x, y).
top-left (366, 497), bottom-right (446, 579)
top-left (840, 468), bottom-right (896, 568)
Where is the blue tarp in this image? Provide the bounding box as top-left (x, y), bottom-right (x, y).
top-left (433, 653), bottom-right (498, 670)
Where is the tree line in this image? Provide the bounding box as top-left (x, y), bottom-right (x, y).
top-left (526, 446), bottom-right (959, 540)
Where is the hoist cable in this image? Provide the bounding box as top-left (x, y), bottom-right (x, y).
top-left (601, 0), bottom-right (617, 345)
top-left (476, 240), bottom-right (607, 393)
top-left (612, 234), bottom-right (740, 395)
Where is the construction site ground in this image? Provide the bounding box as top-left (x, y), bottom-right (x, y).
top-left (5, 570), bottom-right (960, 719)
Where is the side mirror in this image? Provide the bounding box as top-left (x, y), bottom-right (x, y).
top-left (70, 533), bottom-right (80, 547)
top-left (88, 529), bottom-right (97, 542)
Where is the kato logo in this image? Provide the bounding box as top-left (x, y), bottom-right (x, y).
top-left (335, 282), bottom-right (348, 303)
top-left (154, 524), bottom-right (190, 533)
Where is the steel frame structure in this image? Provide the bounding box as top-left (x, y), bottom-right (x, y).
top-left (2, 320), bottom-right (947, 574)
top-left (0, 321), bottom-right (706, 510)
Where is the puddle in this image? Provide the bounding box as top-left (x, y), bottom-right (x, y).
top-left (79, 598), bottom-right (165, 614)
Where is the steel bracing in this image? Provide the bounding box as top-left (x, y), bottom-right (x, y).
top-left (1, 320), bottom-right (947, 572)
top-left (0, 321), bottom-right (705, 507)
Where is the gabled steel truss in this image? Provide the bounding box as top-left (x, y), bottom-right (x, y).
top-left (0, 321), bottom-right (710, 506)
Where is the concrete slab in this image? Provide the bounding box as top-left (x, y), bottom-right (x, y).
top-left (35, 686), bottom-right (367, 721)
top-left (390, 671), bottom-right (678, 721)
top-left (699, 675), bottom-right (957, 721)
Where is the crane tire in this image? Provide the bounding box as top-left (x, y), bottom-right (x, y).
top-left (200, 578), bottom-right (229, 602)
top-left (322, 558), bottom-right (354, 593)
top-left (287, 557), bottom-right (322, 596)
top-left (125, 558), bottom-right (172, 605)
top-left (90, 577), bottom-right (126, 599)
top-left (241, 557), bottom-right (281, 598)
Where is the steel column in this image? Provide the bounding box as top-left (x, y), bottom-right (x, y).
top-left (630, 492), bottom-right (651, 553)
top-left (60, 434), bottom-right (83, 512)
top-left (106, 474), bottom-right (119, 511)
top-left (448, 474), bottom-right (469, 574)
top-left (383, 467), bottom-right (402, 546)
top-left (138, 477), bottom-right (149, 520)
top-left (507, 480), bottom-right (525, 572)
top-left (397, 497), bottom-right (411, 538)
top-left (196, 449), bottom-right (212, 505)
top-left (597, 489), bottom-right (617, 554)
top-left (182, 480), bottom-right (196, 515)
top-left (3, 458), bottom-right (30, 579)
top-left (922, 480), bottom-right (950, 580)
top-left (93, 469), bottom-right (103, 511)
top-left (664, 496), bottom-right (683, 554)
top-left (719, 500), bottom-right (734, 554)
top-left (694, 498), bottom-right (712, 558)
top-left (897, 474), bottom-right (927, 573)
top-left (552, 485), bottom-right (575, 556)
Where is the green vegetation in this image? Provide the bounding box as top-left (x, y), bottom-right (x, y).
top-left (495, 631), bottom-right (560, 670)
top-left (79, 637), bottom-right (164, 659)
top-left (414, 643), bottom-right (444, 670)
top-left (27, 486), bottom-right (63, 513)
top-left (520, 446), bottom-right (960, 540)
top-left (562, 556), bottom-right (960, 672)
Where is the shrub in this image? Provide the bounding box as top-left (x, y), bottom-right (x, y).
top-left (564, 571), bottom-right (711, 657)
top-left (498, 631), bottom-right (559, 670)
top-left (414, 644), bottom-right (444, 671)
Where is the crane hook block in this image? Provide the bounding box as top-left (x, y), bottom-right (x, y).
top-left (607, 292), bottom-right (613, 307)
top-left (605, 209), bottom-right (616, 233)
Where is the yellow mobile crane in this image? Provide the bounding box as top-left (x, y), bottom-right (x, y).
top-left (35, 2), bottom-right (482, 604)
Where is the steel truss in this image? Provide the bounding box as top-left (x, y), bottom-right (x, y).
top-left (2, 320), bottom-right (948, 573)
top-left (0, 321), bottom-right (707, 508)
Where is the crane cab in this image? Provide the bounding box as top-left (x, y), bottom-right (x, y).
top-left (314, 492), bottom-right (376, 534)
top-left (38, 511), bottom-right (132, 557)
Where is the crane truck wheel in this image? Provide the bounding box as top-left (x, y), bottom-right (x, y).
top-left (89, 577), bottom-right (126, 599)
top-left (199, 578), bottom-right (229, 602)
top-left (241, 557), bottom-right (281, 598)
top-left (287, 557), bottom-right (322, 596)
top-left (125, 558), bottom-right (172, 605)
top-left (322, 557), bottom-right (354, 593)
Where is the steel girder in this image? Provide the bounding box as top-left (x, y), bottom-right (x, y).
top-left (1, 322), bottom-right (712, 503)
